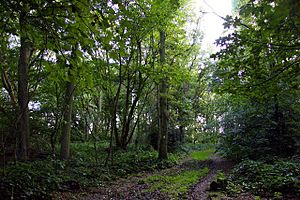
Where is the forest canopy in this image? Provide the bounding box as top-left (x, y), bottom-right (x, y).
top-left (0, 0), bottom-right (206, 160)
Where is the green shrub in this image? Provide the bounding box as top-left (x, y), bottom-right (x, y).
top-left (217, 97), bottom-right (300, 160)
top-left (113, 146), bottom-right (181, 174)
top-left (228, 159), bottom-right (300, 198)
top-left (1, 161), bottom-right (61, 199)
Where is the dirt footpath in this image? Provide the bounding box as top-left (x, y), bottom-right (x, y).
top-left (55, 154), bottom-right (236, 200)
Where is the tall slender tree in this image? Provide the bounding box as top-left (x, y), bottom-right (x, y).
top-left (158, 30), bottom-right (168, 159)
top-left (60, 45), bottom-right (77, 160)
top-left (17, 9), bottom-right (33, 160)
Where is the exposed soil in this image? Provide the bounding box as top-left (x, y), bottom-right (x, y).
top-left (54, 154), bottom-right (237, 200)
top-left (187, 155), bottom-right (234, 200)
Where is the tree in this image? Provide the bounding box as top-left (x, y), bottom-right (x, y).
top-left (212, 0), bottom-right (300, 159)
top-left (0, 0), bottom-right (205, 162)
top-left (158, 30), bottom-right (168, 159)
top-left (0, 0), bottom-right (99, 160)
top-left (60, 45), bottom-right (78, 160)
top-left (17, 10), bottom-right (34, 160)
top-left (154, 0), bottom-right (184, 159)
top-left (1, 0), bottom-right (40, 160)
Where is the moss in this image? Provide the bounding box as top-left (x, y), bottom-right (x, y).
top-left (145, 168), bottom-right (209, 199)
top-left (208, 191), bottom-right (226, 200)
top-left (191, 149), bottom-right (215, 161)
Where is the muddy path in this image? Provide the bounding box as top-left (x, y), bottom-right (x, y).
top-left (187, 155), bottom-right (234, 200)
top-left (55, 154), bottom-right (235, 200)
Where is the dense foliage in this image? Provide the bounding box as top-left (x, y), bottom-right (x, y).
top-left (209, 159), bottom-right (300, 199)
top-left (210, 0), bottom-right (300, 198)
top-left (0, 0), bottom-right (210, 161)
top-left (1, 0), bottom-right (299, 199)
top-left (213, 0), bottom-right (300, 160)
top-left (230, 159), bottom-right (300, 197)
top-left (1, 143), bottom-right (182, 199)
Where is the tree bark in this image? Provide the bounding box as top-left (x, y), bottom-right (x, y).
top-left (158, 30), bottom-right (168, 160)
top-left (17, 11), bottom-right (32, 160)
top-left (60, 44), bottom-right (77, 160)
top-left (112, 84), bottom-right (121, 147)
top-left (60, 81), bottom-right (74, 160)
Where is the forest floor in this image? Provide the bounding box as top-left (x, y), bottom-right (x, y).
top-left (54, 153), bottom-right (258, 200)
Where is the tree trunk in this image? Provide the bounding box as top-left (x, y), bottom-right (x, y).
top-left (17, 11), bottom-right (32, 160)
top-left (158, 30), bottom-right (168, 160)
top-left (110, 87), bottom-right (121, 148)
top-left (111, 61), bottom-right (123, 148)
top-left (60, 81), bottom-right (74, 160)
top-left (60, 44), bottom-right (77, 160)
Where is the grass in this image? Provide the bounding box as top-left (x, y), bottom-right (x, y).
top-left (140, 148), bottom-right (216, 198)
top-left (191, 149), bottom-right (215, 161)
top-left (208, 191), bottom-right (227, 200)
top-left (144, 168), bottom-right (209, 199)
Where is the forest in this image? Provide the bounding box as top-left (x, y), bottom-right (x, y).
top-left (0, 0), bottom-right (299, 199)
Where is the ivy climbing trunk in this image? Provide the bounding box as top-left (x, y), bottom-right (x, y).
top-left (158, 30), bottom-right (168, 160)
top-left (17, 11), bottom-right (32, 160)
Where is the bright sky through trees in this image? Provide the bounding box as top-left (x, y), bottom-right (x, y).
top-left (191, 0), bottom-right (232, 50)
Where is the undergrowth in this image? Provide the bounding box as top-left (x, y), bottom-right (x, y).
top-left (0, 143), bottom-right (181, 199)
top-left (229, 159), bottom-right (300, 198)
top-left (210, 159), bottom-right (300, 199)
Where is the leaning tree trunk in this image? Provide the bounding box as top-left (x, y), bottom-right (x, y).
top-left (158, 30), bottom-right (168, 160)
top-left (17, 11), bottom-right (33, 160)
